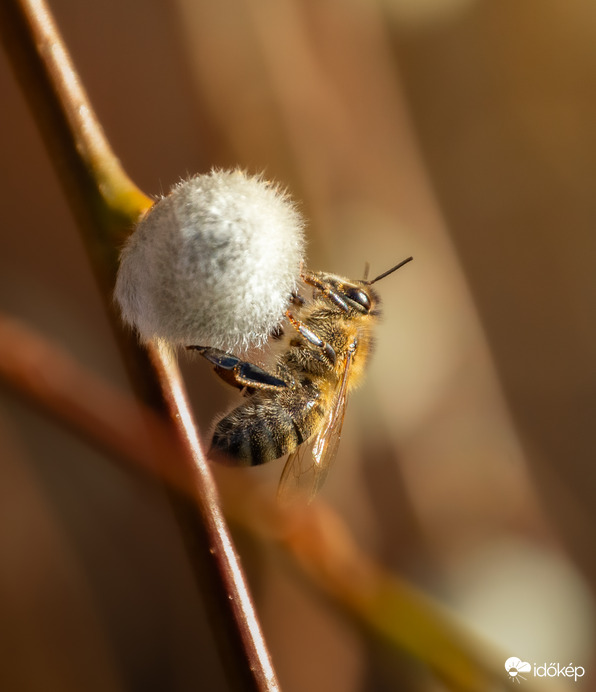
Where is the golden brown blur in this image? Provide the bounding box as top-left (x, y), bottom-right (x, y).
top-left (1, 0), bottom-right (595, 690)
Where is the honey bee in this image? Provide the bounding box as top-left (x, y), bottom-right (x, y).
top-left (189, 256), bottom-right (413, 501)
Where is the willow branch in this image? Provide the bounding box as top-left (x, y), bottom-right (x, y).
top-left (0, 2), bottom-right (279, 690)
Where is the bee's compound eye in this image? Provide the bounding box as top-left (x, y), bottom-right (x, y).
top-left (345, 287), bottom-right (371, 311)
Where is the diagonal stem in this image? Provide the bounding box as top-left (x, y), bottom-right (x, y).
top-left (0, 1), bottom-right (279, 689)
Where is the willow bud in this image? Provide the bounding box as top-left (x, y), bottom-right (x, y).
top-left (114, 170), bottom-right (305, 352)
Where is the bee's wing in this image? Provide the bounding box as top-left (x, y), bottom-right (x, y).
top-left (277, 349), bottom-right (353, 504)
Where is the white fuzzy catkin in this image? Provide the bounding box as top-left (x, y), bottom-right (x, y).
top-left (114, 170), bottom-right (305, 352)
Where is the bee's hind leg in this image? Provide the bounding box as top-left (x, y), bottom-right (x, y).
top-left (187, 346), bottom-right (288, 392)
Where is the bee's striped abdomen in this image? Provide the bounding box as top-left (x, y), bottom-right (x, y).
top-left (211, 388), bottom-right (324, 466)
top-left (211, 399), bottom-right (298, 465)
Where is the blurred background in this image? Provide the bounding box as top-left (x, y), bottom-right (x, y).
top-left (1, 0), bottom-right (595, 690)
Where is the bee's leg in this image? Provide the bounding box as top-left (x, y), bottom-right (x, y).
top-left (269, 324), bottom-right (285, 340)
top-left (187, 346), bottom-right (288, 391)
top-left (290, 290), bottom-right (305, 307)
top-left (285, 311), bottom-right (337, 365)
top-left (300, 271), bottom-right (350, 313)
top-left (270, 291), bottom-right (306, 341)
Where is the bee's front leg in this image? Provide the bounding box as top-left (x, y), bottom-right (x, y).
top-left (284, 311), bottom-right (337, 365)
top-left (300, 271), bottom-right (350, 312)
top-left (187, 346), bottom-right (288, 391)
top-left (270, 290), bottom-right (307, 341)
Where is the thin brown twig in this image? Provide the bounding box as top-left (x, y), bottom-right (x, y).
top-left (0, 1), bottom-right (279, 689)
top-left (147, 341), bottom-right (279, 692)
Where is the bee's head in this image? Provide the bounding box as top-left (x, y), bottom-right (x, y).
top-left (316, 257), bottom-right (413, 315)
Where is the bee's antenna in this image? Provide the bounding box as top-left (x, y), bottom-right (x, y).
top-left (365, 256), bottom-right (413, 285)
top-left (363, 261), bottom-right (370, 281)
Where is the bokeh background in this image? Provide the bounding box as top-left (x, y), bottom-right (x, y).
top-left (1, 0), bottom-right (595, 690)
